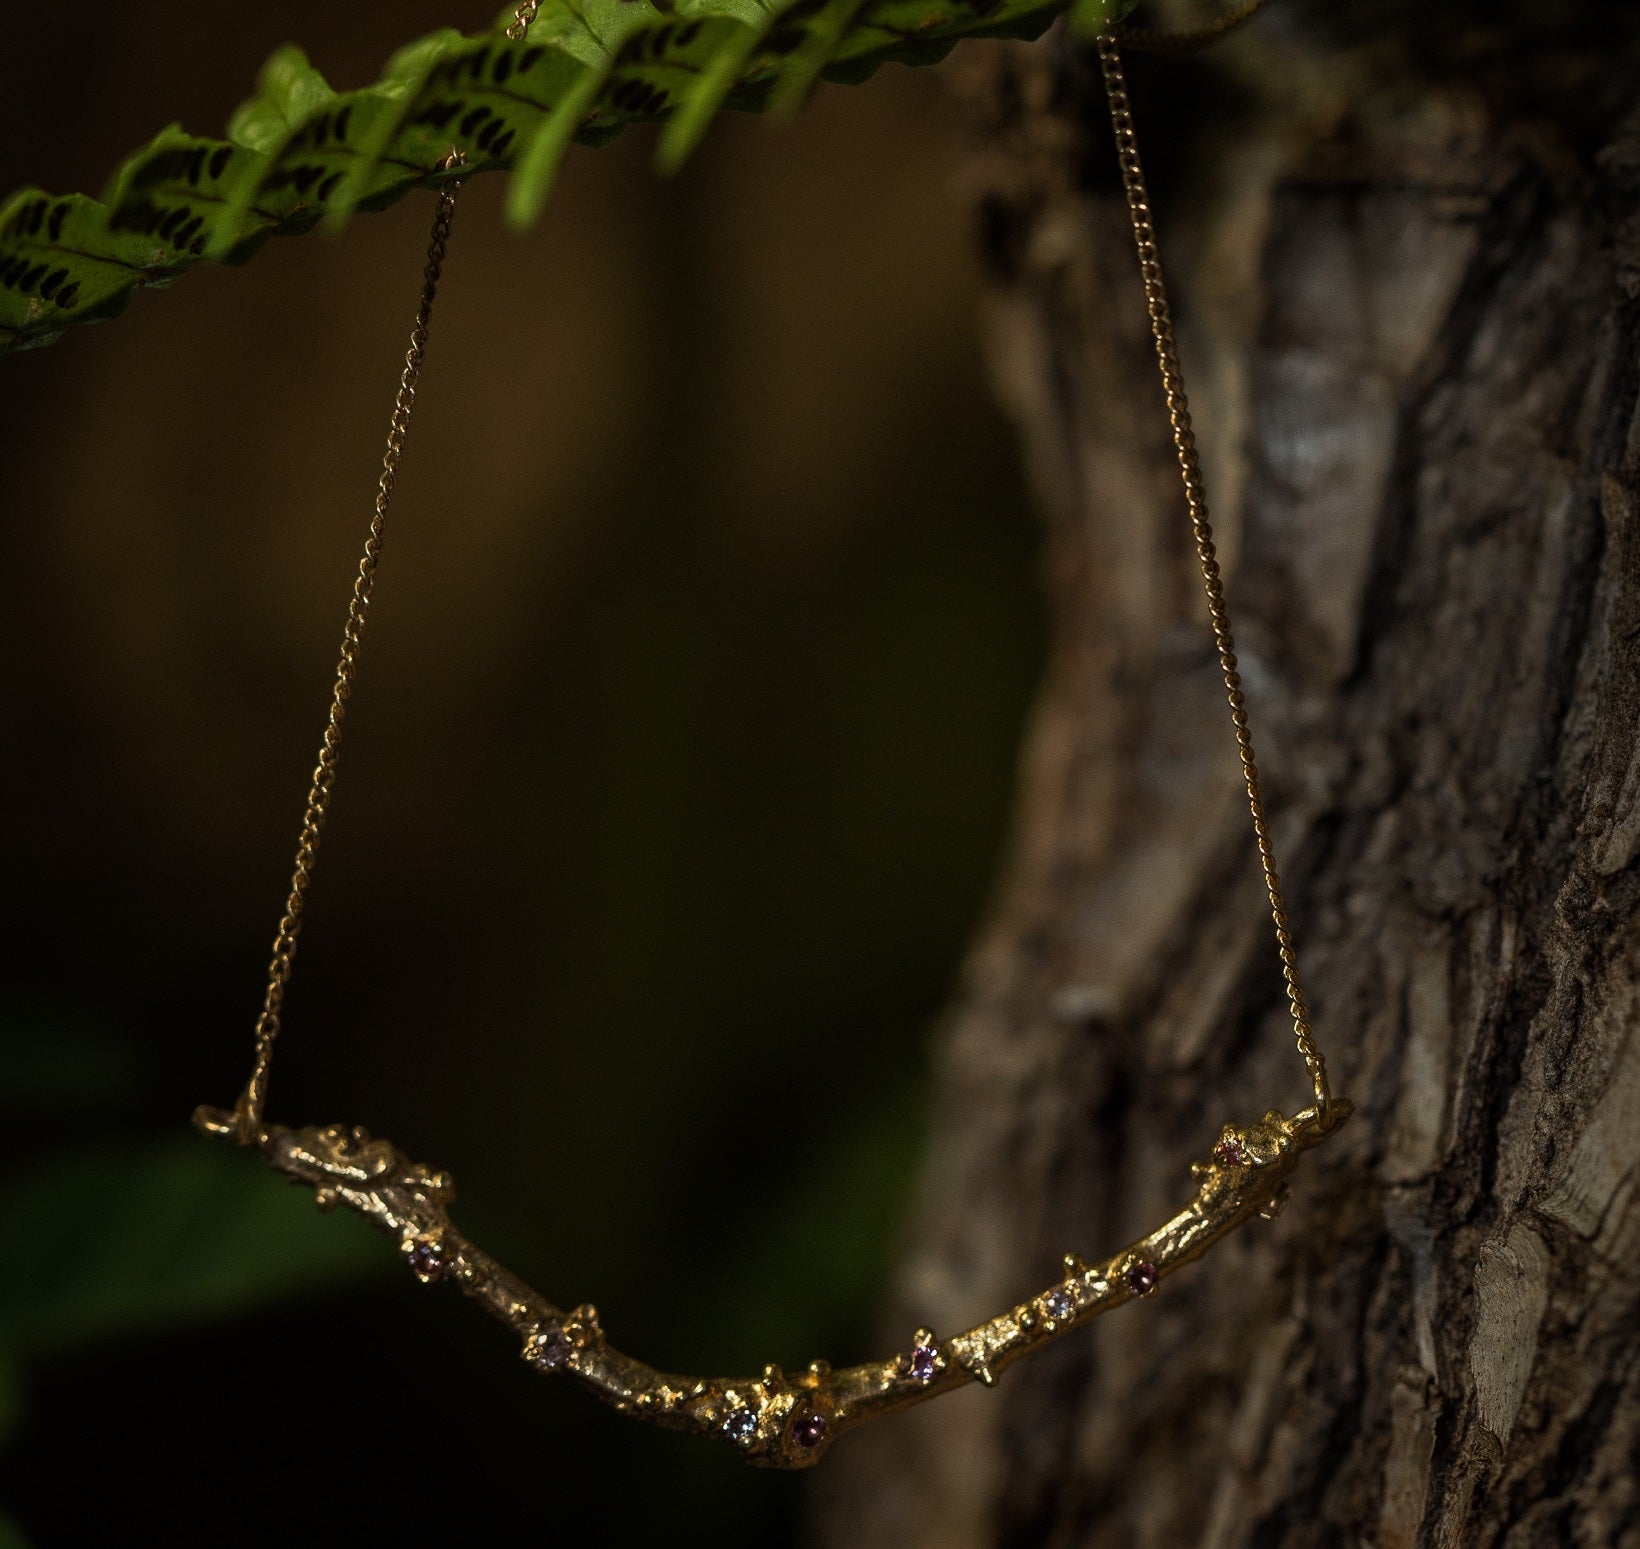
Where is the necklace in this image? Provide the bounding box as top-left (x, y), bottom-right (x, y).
top-left (192, 7), bottom-right (1350, 1471)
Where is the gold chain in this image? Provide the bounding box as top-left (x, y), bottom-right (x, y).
top-left (234, 172), bottom-right (462, 1136)
top-left (1096, 35), bottom-right (1332, 1120)
top-left (1114, 0), bottom-right (1267, 53)
top-left (234, 4), bottom-right (541, 1139)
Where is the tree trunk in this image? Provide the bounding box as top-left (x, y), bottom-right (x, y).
top-left (816, 7), bottom-right (1640, 1546)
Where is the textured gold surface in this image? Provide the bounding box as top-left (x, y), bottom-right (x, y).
top-left (192, 1099), bottom-right (1349, 1468)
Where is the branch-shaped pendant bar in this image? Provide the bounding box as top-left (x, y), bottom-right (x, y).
top-left (191, 1098), bottom-right (1349, 1469)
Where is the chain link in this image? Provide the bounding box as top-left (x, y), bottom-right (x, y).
top-left (1095, 35), bottom-right (1332, 1120)
top-left (507, 2), bottom-right (542, 39)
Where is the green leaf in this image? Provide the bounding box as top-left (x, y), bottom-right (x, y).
top-left (762, 0), bottom-right (874, 118)
top-left (822, 0), bottom-right (1068, 82)
top-left (653, 0), bottom-right (788, 174)
top-left (0, 1136), bottom-right (386, 1357)
top-left (503, 0), bottom-right (664, 227)
top-left (104, 128), bottom-right (277, 271)
top-left (0, 0), bottom-right (1146, 358)
top-left (1068, 0), bottom-right (1127, 35)
top-left (0, 189), bottom-right (171, 351)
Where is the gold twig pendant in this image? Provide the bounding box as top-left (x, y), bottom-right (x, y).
top-left (192, 1099), bottom-right (1349, 1468)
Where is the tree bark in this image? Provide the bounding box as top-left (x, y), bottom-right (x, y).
top-left (816, 6), bottom-right (1640, 1545)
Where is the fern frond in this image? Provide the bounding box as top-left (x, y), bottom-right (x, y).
top-left (0, 0), bottom-right (1134, 358)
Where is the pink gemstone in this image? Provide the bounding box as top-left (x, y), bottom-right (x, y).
top-left (1214, 1136), bottom-right (1247, 1166)
top-left (909, 1345), bottom-right (939, 1383)
top-left (791, 1412), bottom-right (828, 1450)
top-left (1127, 1260), bottom-right (1158, 1297)
top-left (407, 1242), bottom-right (445, 1281)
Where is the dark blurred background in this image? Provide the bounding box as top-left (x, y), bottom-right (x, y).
top-left (0, 5), bottom-right (1043, 1544)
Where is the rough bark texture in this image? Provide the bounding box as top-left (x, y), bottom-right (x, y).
top-left (815, 6), bottom-right (1640, 1546)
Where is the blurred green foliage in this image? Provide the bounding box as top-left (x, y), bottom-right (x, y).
top-left (0, 1140), bottom-right (385, 1358)
top-left (0, 0), bottom-right (1136, 355)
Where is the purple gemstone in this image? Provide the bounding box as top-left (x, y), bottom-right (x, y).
top-left (1127, 1260), bottom-right (1159, 1297)
top-left (791, 1412), bottom-right (828, 1450)
top-left (1214, 1136), bottom-right (1247, 1166)
top-left (909, 1344), bottom-right (939, 1383)
top-left (407, 1242), bottom-right (445, 1281)
top-left (1044, 1287), bottom-right (1074, 1322)
top-left (723, 1406), bottom-right (758, 1443)
top-left (527, 1326), bottom-right (571, 1371)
